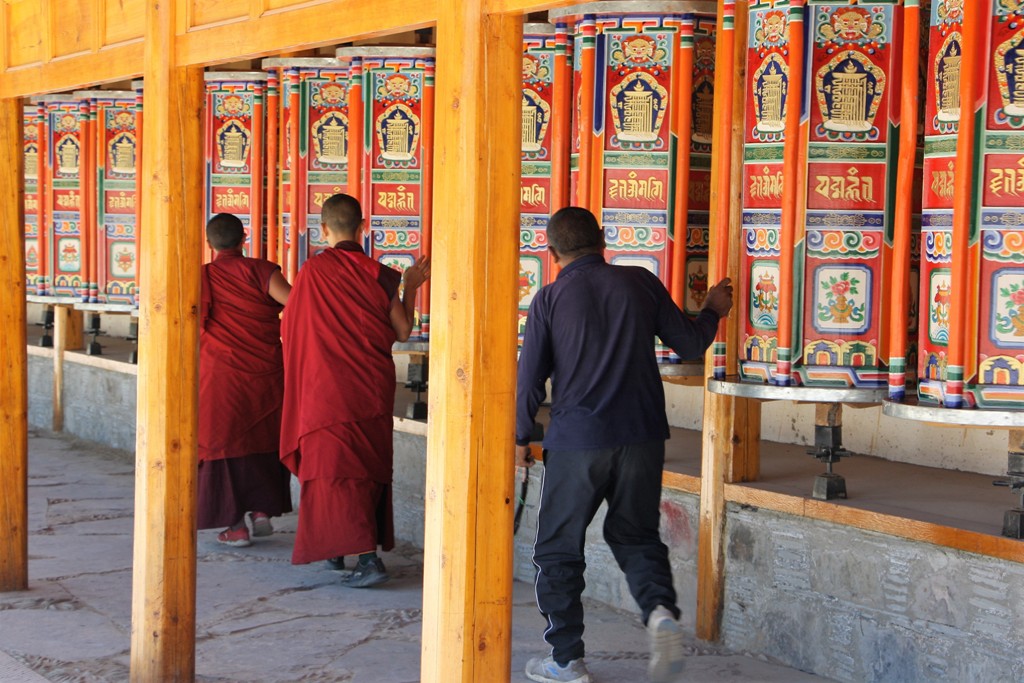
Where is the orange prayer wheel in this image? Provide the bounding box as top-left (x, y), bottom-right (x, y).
top-left (736, 1), bottom-right (910, 390)
top-left (551, 1), bottom-right (718, 363)
top-left (518, 22), bottom-right (572, 341)
top-left (908, 0), bottom-right (1024, 410)
top-left (74, 90), bottom-right (140, 306)
top-left (23, 100), bottom-right (45, 296)
top-left (203, 72), bottom-right (269, 261)
top-left (336, 47), bottom-right (436, 340)
top-left (263, 58), bottom-right (351, 277)
top-left (36, 93), bottom-right (88, 301)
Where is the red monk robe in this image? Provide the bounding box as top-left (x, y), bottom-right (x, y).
top-left (198, 250), bottom-right (293, 530)
top-left (280, 241), bottom-right (403, 564)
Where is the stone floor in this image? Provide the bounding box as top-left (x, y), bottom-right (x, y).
top-left (0, 433), bottom-right (830, 682)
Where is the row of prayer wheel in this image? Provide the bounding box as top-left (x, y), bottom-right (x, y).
top-left (21, 1), bottom-right (1022, 413)
top-left (721, 0), bottom-right (1024, 413)
top-left (24, 86), bottom-right (142, 305)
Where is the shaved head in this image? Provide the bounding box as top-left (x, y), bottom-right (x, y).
top-left (206, 213), bottom-right (245, 251)
top-left (321, 193), bottom-right (363, 240)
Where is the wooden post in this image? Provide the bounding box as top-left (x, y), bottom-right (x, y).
top-left (129, 0), bottom-right (204, 678)
top-left (421, 6), bottom-right (521, 683)
top-left (52, 304), bottom-right (84, 431)
top-left (698, 0), bottom-right (758, 642)
top-left (0, 96), bottom-right (28, 592)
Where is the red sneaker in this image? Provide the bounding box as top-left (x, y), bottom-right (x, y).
top-left (217, 526), bottom-right (251, 547)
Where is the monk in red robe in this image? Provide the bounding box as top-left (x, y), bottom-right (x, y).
top-left (280, 193), bottom-right (429, 588)
top-left (199, 213), bottom-right (294, 547)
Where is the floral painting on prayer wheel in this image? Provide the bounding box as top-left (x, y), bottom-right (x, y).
top-left (337, 47), bottom-right (435, 339)
top-left (24, 103), bottom-right (45, 295)
top-left (80, 90), bottom-right (140, 306)
top-left (917, 0), bottom-right (1024, 408)
top-left (203, 73), bottom-right (268, 259)
top-left (519, 23), bottom-right (571, 341)
top-left (552, 1), bottom-right (717, 361)
top-left (39, 94), bottom-right (87, 299)
top-left (739, 1), bottom-right (901, 386)
top-left (264, 59), bottom-right (350, 275)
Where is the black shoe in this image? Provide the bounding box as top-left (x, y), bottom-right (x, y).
top-left (342, 557), bottom-right (389, 588)
top-left (325, 556), bottom-right (346, 571)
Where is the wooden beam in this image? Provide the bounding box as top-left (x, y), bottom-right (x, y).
top-left (725, 484), bottom-right (1024, 565)
top-left (0, 43), bottom-right (144, 99)
top-left (420, 7), bottom-right (521, 683)
top-left (175, 0), bottom-right (438, 67)
top-left (484, 0), bottom-right (585, 15)
top-left (0, 96), bottom-right (28, 592)
top-left (129, 0), bottom-right (204, 678)
top-left (52, 305), bottom-right (84, 432)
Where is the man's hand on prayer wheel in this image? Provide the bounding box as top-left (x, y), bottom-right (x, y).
top-left (515, 444), bottom-right (536, 469)
top-left (403, 255), bottom-right (431, 290)
top-left (703, 277), bottom-right (734, 318)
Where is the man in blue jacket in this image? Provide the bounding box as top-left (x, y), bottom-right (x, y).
top-left (516, 206), bottom-right (733, 683)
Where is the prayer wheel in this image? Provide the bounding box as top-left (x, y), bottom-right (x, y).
top-left (262, 58), bottom-right (350, 279)
top-left (336, 46), bottom-right (436, 340)
top-left (24, 100), bottom-right (45, 296)
top-left (36, 93), bottom-right (88, 300)
top-left (911, 0), bottom-right (1024, 409)
top-left (550, 1), bottom-right (718, 362)
top-left (737, 0), bottom-right (907, 387)
top-left (203, 72), bottom-right (269, 260)
top-left (518, 22), bottom-right (572, 340)
top-left (75, 90), bottom-right (140, 306)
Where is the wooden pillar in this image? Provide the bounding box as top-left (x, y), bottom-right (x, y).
top-left (52, 304), bottom-right (84, 431)
top-left (421, 5), bottom-right (521, 683)
top-left (129, 0), bottom-right (204, 678)
top-left (697, 0), bottom-right (757, 642)
top-left (0, 96), bottom-right (28, 592)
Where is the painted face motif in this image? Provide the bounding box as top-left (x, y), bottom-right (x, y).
top-left (623, 36), bottom-right (655, 62)
top-left (385, 75), bottom-right (410, 97)
top-left (763, 12), bottom-right (787, 43)
top-left (523, 56), bottom-right (539, 79)
top-left (832, 10), bottom-right (870, 41)
top-left (319, 84), bottom-right (345, 104)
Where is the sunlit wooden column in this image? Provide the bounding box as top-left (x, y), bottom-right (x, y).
top-left (421, 5), bottom-right (521, 683)
top-left (0, 96), bottom-right (28, 592)
top-left (129, 0), bottom-right (204, 679)
top-left (697, 0), bottom-right (757, 642)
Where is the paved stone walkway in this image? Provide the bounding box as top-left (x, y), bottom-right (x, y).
top-left (0, 433), bottom-right (829, 682)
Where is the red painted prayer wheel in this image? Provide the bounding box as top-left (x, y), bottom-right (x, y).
top-left (551, 1), bottom-right (718, 362)
top-left (907, 0), bottom-right (1024, 410)
top-left (518, 22), bottom-right (572, 341)
top-left (336, 47), bottom-right (436, 340)
top-left (203, 72), bottom-right (269, 261)
top-left (75, 89), bottom-right (140, 306)
top-left (262, 58), bottom-right (350, 279)
top-left (36, 93), bottom-right (88, 301)
top-left (24, 100), bottom-right (45, 296)
top-left (735, 1), bottom-right (908, 390)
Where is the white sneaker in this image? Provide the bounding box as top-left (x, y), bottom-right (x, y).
top-left (647, 605), bottom-right (684, 683)
top-left (525, 655), bottom-right (592, 683)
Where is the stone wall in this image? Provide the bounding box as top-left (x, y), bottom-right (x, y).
top-left (722, 504), bottom-right (1024, 682)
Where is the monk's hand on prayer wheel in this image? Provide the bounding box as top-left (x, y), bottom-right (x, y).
top-left (403, 255), bottom-right (431, 290)
top-left (515, 444), bottom-right (536, 469)
top-left (703, 277), bottom-right (734, 319)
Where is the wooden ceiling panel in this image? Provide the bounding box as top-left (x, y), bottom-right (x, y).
top-left (50, 0), bottom-right (95, 57)
top-left (104, 0), bottom-right (145, 46)
top-left (188, 0), bottom-right (249, 30)
top-left (5, 1), bottom-right (45, 67)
